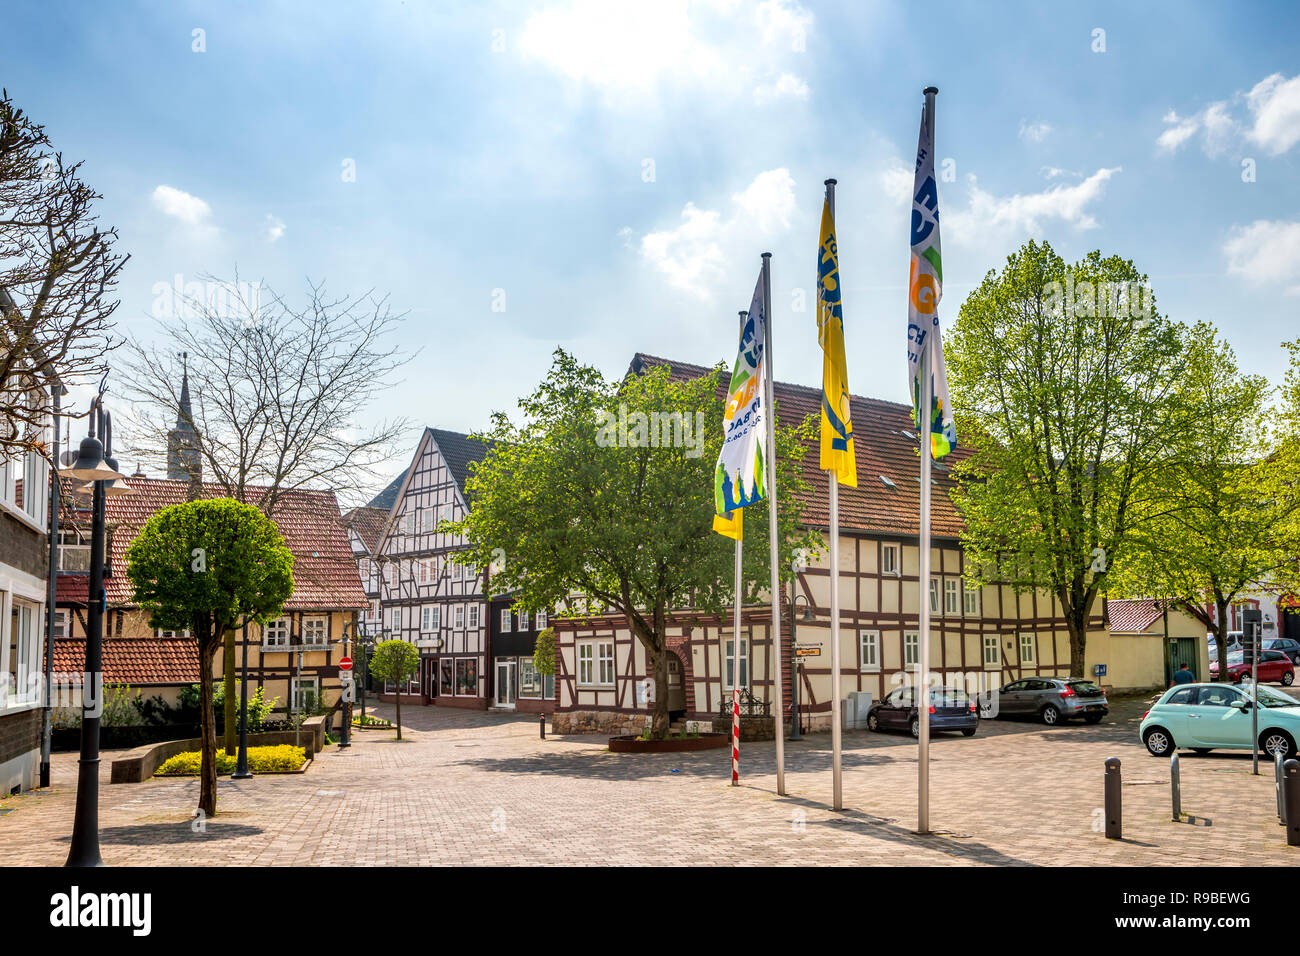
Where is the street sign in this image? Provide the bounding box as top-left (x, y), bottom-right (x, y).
top-left (338, 657), bottom-right (353, 671)
top-left (341, 682), bottom-right (355, 703)
top-left (1093, 664), bottom-right (1107, 677)
top-left (795, 647), bottom-right (821, 658)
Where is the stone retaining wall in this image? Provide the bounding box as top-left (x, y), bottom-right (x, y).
top-left (552, 710), bottom-right (651, 736)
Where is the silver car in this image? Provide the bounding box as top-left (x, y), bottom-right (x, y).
top-left (987, 677), bottom-right (1109, 725)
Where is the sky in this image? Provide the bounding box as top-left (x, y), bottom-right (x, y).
top-left (5, 0), bottom-right (1300, 497)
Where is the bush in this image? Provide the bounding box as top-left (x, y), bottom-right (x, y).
top-left (101, 682), bottom-right (147, 728)
top-left (154, 744), bottom-right (307, 776)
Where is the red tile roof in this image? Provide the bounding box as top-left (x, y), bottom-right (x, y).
top-left (1107, 599), bottom-right (1166, 634)
top-left (629, 353), bottom-right (976, 538)
top-left (52, 637), bottom-right (200, 685)
top-left (342, 506), bottom-right (389, 554)
top-left (57, 477), bottom-right (367, 612)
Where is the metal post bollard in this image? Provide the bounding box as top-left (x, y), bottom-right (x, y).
top-left (1277, 752), bottom-right (1287, 826)
top-left (1170, 753), bottom-right (1181, 821)
top-left (1285, 759), bottom-right (1300, 847)
top-left (539, 712), bottom-right (546, 740)
top-left (1104, 757), bottom-right (1122, 839)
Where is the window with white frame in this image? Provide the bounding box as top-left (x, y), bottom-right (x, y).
top-left (417, 559), bottom-right (429, 585)
top-left (983, 635), bottom-right (1002, 669)
top-left (928, 578), bottom-right (941, 615)
top-left (468, 604), bottom-right (480, 628)
top-left (500, 608), bottom-right (512, 632)
top-left (262, 617), bottom-right (288, 647)
top-left (881, 543), bottom-right (900, 576)
top-left (1019, 632), bottom-right (1036, 665)
top-left (53, 609), bottom-right (70, 639)
top-left (518, 609), bottom-right (530, 631)
top-left (577, 642), bottom-right (594, 684)
top-left (4, 598), bottom-right (42, 707)
top-left (963, 581), bottom-right (981, 616)
top-left (302, 615), bottom-right (328, 646)
top-left (420, 509), bottom-right (433, 533)
top-left (155, 627), bottom-right (192, 639)
top-left (859, 629), bottom-right (881, 671)
top-left (57, 529), bottom-right (93, 572)
top-left (292, 675), bottom-right (319, 711)
top-left (420, 605), bottom-right (439, 633)
top-left (723, 637), bottom-right (749, 691)
top-left (454, 604), bottom-right (465, 629)
top-left (597, 641), bottom-right (615, 685)
top-left (944, 578), bottom-right (960, 615)
top-left (904, 630), bottom-right (920, 668)
top-left (536, 609), bottom-right (548, 630)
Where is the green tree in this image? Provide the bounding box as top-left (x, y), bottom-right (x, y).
top-left (447, 349), bottom-right (818, 738)
top-left (947, 241), bottom-right (1186, 677)
top-left (533, 627), bottom-right (557, 677)
top-left (1111, 324), bottom-right (1300, 674)
top-left (366, 639), bottom-right (420, 740)
top-left (126, 498), bottom-right (294, 816)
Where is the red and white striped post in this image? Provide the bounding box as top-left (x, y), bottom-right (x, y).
top-left (731, 536), bottom-right (743, 785)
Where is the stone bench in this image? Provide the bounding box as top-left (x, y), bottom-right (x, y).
top-left (110, 726), bottom-right (327, 784)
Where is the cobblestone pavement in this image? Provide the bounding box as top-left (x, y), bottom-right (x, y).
top-left (2, 692), bottom-right (1296, 866)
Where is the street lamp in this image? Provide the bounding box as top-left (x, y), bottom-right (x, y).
top-left (64, 390), bottom-right (129, 868)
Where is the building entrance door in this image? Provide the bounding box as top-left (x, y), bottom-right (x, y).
top-left (495, 659), bottom-right (517, 708)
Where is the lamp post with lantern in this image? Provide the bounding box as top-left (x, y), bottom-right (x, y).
top-left (63, 385), bottom-right (131, 867)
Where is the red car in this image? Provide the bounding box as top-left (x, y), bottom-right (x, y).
top-left (1209, 649), bottom-right (1295, 686)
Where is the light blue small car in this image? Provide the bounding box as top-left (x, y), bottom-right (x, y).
top-left (1140, 682), bottom-right (1300, 759)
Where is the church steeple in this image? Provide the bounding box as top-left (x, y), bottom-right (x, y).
top-left (166, 351), bottom-right (202, 482)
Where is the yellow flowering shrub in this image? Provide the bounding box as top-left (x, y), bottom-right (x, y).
top-left (155, 745), bottom-right (306, 776)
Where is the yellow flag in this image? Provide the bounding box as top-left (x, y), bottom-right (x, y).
top-left (713, 507), bottom-right (742, 541)
top-left (817, 198), bottom-right (857, 485)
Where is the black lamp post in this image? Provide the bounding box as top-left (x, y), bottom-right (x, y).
top-left (338, 621), bottom-right (353, 749)
top-left (232, 617), bottom-right (253, 779)
top-left (63, 391), bottom-right (129, 868)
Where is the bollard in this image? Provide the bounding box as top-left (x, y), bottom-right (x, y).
top-left (1170, 752), bottom-right (1181, 821)
top-left (1285, 759), bottom-right (1300, 847)
top-left (1104, 756), bottom-right (1122, 840)
top-left (539, 712), bottom-right (546, 739)
top-left (1277, 752), bottom-right (1287, 826)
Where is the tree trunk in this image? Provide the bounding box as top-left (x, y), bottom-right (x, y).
top-left (198, 640), bottom-right (218, 817)
top-left (223, 627), bottom-right (237, 755)
top-left (1210, 597), bottom-right (1231, 682)
top-left (1066, 613), bottom-right (1088, 679)
top-left (651, 642), bottom-right (670, 739)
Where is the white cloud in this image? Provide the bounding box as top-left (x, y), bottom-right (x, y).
top-left (151, 184), bottom-right (211, 225)
top-left (879, 160), bottom-right (914, 206)
top-left (1040, 165), bottom-right (1080, 180)
top-left (1156, 109), bottom-right (1200, 152)
top-left (640, 168), bottom-right (796, 300)
top-left (1223, 219), bottom-right (1300, 295)
top-left (1018, 119), bottom-right (1052, 143)
top-left (1245, 72), bottom-right (1300, 156)
top-left (1158, 72), bottom-right (1300, 158)
top-left (518, 0), bottom-right (812, 105)
top-left (263, 214), bottom-right (286, 242)
top-left (946, 167), bottom-right (1121, 243)
top-left (753, 72), bottom-right (809, 104)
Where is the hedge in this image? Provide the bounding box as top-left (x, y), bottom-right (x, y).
top-left (154, 745), bottom-right (307, 776)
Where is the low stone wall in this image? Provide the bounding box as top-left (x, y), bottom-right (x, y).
top-left (552, 710), bottom-right (651, 736)
top-left (710, 715), bottom-right (778, 741)
top-left (110, 726), bottom-right (326, 784)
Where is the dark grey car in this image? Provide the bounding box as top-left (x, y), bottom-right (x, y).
top-left (1264, 637), bottom-right (1300, 666)
top-left (987, 677), bottom-right (1108, 725)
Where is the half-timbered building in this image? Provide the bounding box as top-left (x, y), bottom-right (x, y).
top-left (54, 476), bottom-right (368, 721)
top-left (550, 354), bottom-right (1106, 735)
top-left (343, 505), bottom-right (389, 639)
top-left (374, 427), bottom-right (494, 708)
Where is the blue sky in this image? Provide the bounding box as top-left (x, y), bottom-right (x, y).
top-left (5, 0), bottom-right (1299, 494)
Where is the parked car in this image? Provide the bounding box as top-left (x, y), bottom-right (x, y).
top-left (866, 686), bottom-right (979, 738)
top-left (986, 677), bottom-right (1109, 725)
top-left (1209, 649), bottom-right (1295, 685)
top-left (1264, 637), bottom-right (1300, 666)
top-left (1140, 682), bottom-right (1300, 758)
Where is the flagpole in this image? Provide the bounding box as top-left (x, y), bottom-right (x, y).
top-left (917, 85), bottom-right (938, 836)
top-left (761, 251), bottom-right (786, 796)
top-left (825, 178), bottom-right (843, 812)
top-left (732, 308), bottom-right (747, 788)
top-left (732, 535), bottom-right (743, 786)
